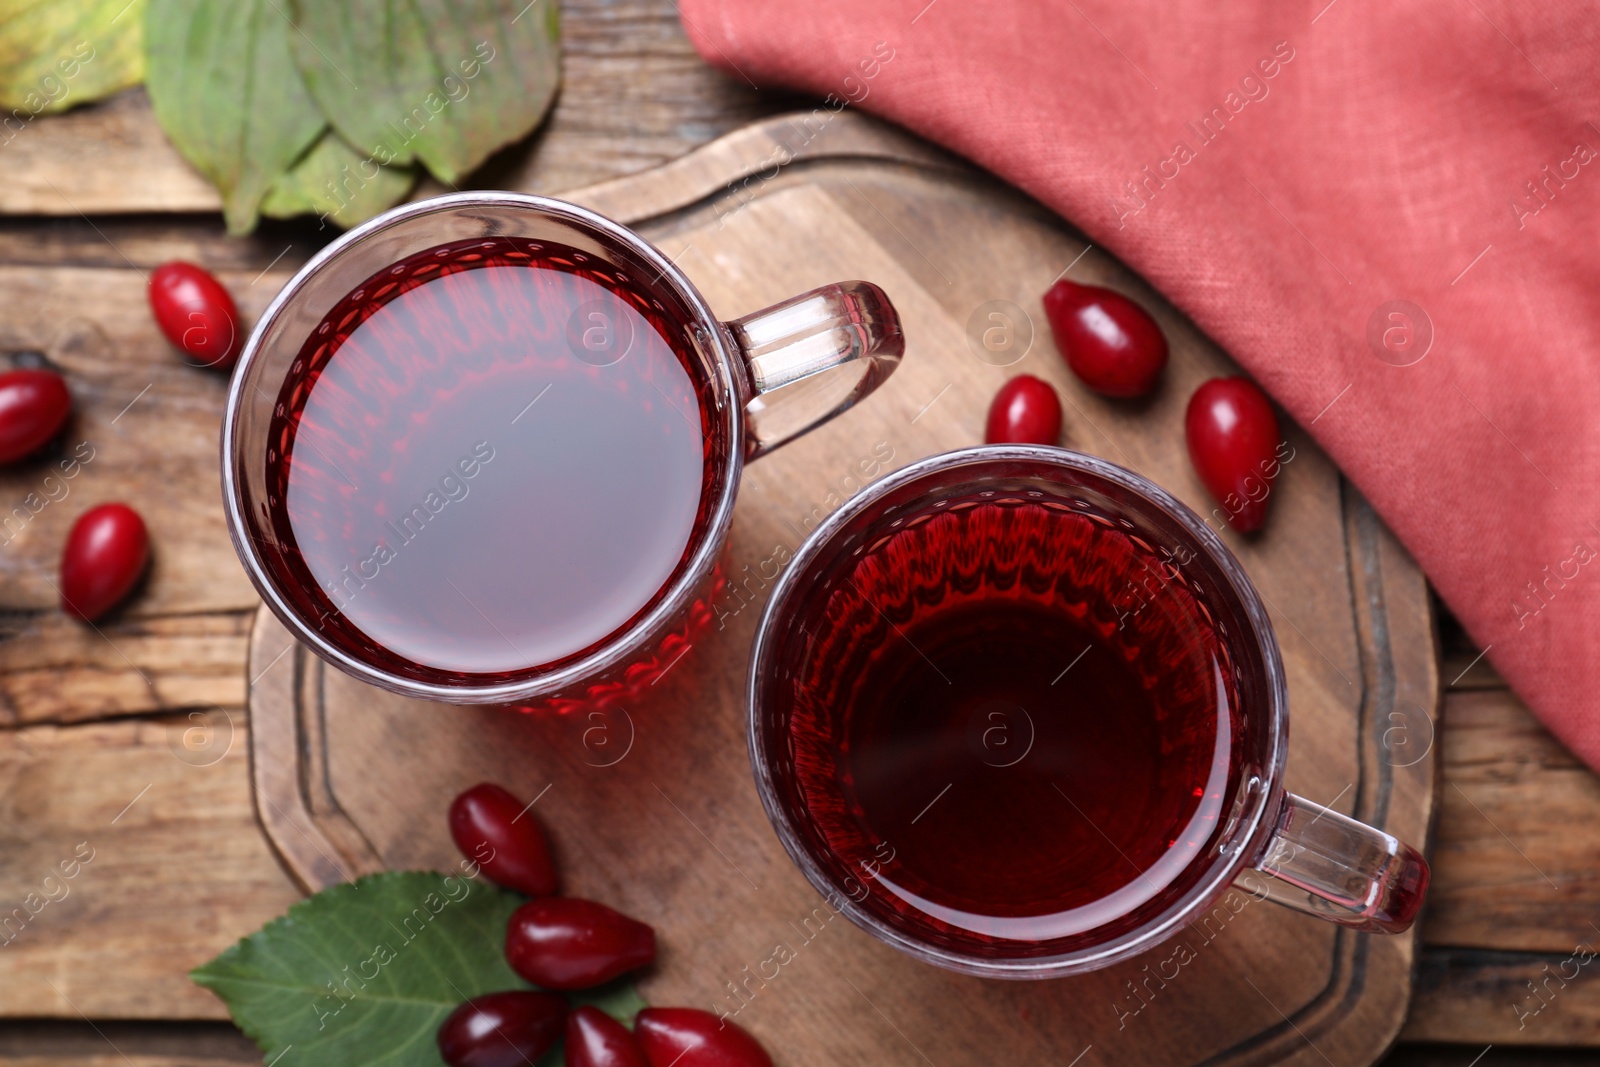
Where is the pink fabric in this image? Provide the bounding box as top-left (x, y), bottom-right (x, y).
top-left (678, 1), bottom-right (1600, 765)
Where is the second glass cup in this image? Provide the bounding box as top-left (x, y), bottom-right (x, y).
top-left (748, 445), bottom-right (1429, 978)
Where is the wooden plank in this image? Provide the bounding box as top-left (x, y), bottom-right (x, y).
top-left (0, 263), bottom-right (283, 620)
top-left (0, 615), bottom-right (1553, 1067)
top-left (1404, 945), bottom-right (1600, 1045)
top-left (0, 0), bottom-right (797, 730)
top-left (0, 90), bottom-right (218, 216)
top-left (476, 0), bottom-right (794, 194)
top-left (0, 539), bottom-right (1583, 1039)
top-left (0, 0), bottom-right (789, 217)
top-left (0, 217), bottom-right (327, 274)
top-left (1385, 1046), bottom-right (1598, 1066)
top-left (0, 1053), bottom-right (247, 1066)
top-left (0, 1021), bottom-right (256, 1067)
top-left (0, 610), bottom-right (252, 726)
top-left (0, 105), bottom-right (1582, 1057)
top-left (245, 114), bottom-right (1436, 1067)
top-left (0, 260), bottom-right (297, 724)
top-left (1421, 688), bottom-right (1600, 953)
top-left (0, 715), bottom-right (299, 1020)
top-left (0, 0), bottom-right (1583, 1045)
top-left (0, 1055), bottom-right (247, 1066)
top-left (1396, 684), bottom-right (1600, 1045)
top-left (0, 0), bottom-right (1565, 1056)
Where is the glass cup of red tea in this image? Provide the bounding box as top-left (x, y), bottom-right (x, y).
top-left (748, 445), bottom-right (1428, 978)
top-left (222, 192), bottom-right (902, 708)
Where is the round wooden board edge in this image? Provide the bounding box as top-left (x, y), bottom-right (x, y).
top-left (242, 111), bottom-right (1440, 1067)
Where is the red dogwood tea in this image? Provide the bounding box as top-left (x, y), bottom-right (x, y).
top-left (750, 449), bottom-right (1429, 976)
top-left (262, 237), bottom-right (720, 681)
top-left (780, 495), bottom-right (1237, 952)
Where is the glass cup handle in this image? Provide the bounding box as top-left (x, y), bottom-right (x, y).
top-left (727, 280), bottom-right (904, 460)
top-left (1238, 791), bottom-right (1430, 933)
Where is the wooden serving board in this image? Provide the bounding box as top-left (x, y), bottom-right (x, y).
top-left (246, 112), bottom-right (1437, 1067)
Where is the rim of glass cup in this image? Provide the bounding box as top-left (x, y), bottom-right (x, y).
top-left (221, 191), bottom-right (745, 704)
top-left (745, 444), bottom-right (1291, 978)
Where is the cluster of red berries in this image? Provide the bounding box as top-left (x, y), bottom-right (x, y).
top-left (441, 783), bottom-right (772, 1067)
top-left (984, 278), bottom-right (1284, 533)
top-left (0, 261), bottom-right (241, 621)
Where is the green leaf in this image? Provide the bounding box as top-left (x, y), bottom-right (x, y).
top-left (260, 128), bottom-right (418, 230)
top-left (192, 871), bottom-right (645, 1067)
top-left (288, 0), bottom-right (560, 184)
top-left (0, 0), bottom-right (146, 113)
top-left (145, 0), bottom-right (326, 234)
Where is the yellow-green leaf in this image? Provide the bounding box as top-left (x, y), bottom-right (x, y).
top-left (145, 0), bottom-right (325, 234)
top-left (288, 0), bottom-right (560, 185)
top-left (260, 128), bottom-right (418, 230)
top-left (0, 0), bottom-right (146, 113)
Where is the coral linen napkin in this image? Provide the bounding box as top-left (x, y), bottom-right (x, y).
top-left (677, 1), bottom-right (1600, 766)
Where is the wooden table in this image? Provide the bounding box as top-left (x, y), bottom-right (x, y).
top-left (0, 3), bottom-right (1593, 1064)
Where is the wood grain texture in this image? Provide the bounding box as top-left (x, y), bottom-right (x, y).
top-left (0, 1021), bottom-right (256, 1067)
top-left (0, 714), bottom-right (299, 1020)
top-left (0, 610), bottom-right (252, 726)
top-left (0, 90), bottom-right (219, 216)
top-left (0, 0), bottom-right (792, 217)
top-left (1425, 689), bottom-right (1600, 952)
top-left (245, 112), bottom-right (1436, 1067)
top-left (0, 0), bottom-right (1585, 1053)
top-left (0, 102), bottom-right (1586, 1057)
top-left (1399, 685), bottom-right (1600, 1045)
top-left (0, 0), bottom-right (791, 727)
top-left (1405, 945), bottom-right (1600, 1045)
top-left (0, 263), bottom-right (283, 616)
top-left (0, 2), bottom-right (795, 1047)
top-left (0, 263), bottom-right (294, 724)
